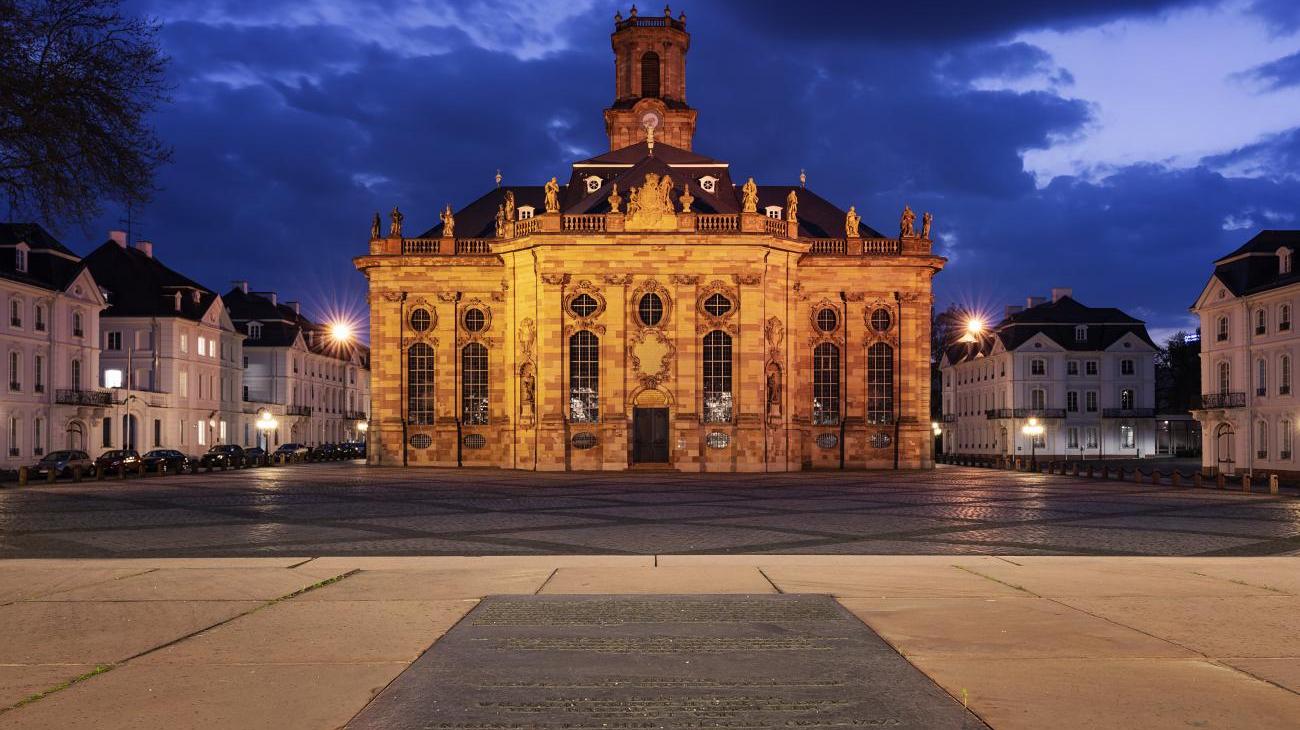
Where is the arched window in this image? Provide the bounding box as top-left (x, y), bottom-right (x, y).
top-left (1281, 420), bottom-right (1294, 459)
top-left (1120, 388), bottom-right (1134, 410)
top-left (1216, 315), bottom-right (1228, 342)
top-left (812, 342), bottom-right (840, 425)
top-left (640, 51), bottom-right (660, 98)
top-left (569, 331), bottom-right (599, 423)
top-left (1256, 309), bottom-right (1267, 335)
top-left (1281, 304), bottom-right (1292, 332)
top-left (66, 421), bottom-right (84, 450)
top-left (461, 343), bottom-right (488, 425)
top-left (702, 330), bottom-right (732, 423)
top-left (1282, 355), bottom-right (1292, 395)
top-left (1257, 358), bottom-right (1268, 396)
top-left (407, 343), bottom-right (435, 424)
top-left (1257, 420), bottom-right (1268, 459)
top-left (72, 310), bottom-right (84, 338)
top-left (1218, 361), bottom-right (1230, 394)
top-left (867, 342), bottom-right (894, 423)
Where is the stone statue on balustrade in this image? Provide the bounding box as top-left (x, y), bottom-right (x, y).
top-left (845, 206), bottom-right (860, 238)
top-left (544, 177), bottom-right (561, 213)
top-left (440, 205), bottom-right (455, 238)
top-left (742, 177), bottom-right (758, 213)
top-left (922, 211), bottom-right (932, 239)
top-left (607, 183), bottom-right (622, 214)
top-left (370, 212), bottom-right (381, 240)
top-left (785, 190), bottom-right (798, 225)
top-left (900, 205), bottom-right (916, 238)
top-left (389, 206), bottom-right (404, 238)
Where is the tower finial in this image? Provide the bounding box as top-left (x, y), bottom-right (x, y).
top-left (495, 169), bottom-right (502, 188)
top-left (800, 169), bottom-right (806, 189)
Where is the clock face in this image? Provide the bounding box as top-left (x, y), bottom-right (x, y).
top-left (640, 111), bottom-right (661, 130)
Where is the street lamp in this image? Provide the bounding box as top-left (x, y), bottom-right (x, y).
top-left (328, 321), bottom-right (354, 344)
top-left (256, 409), bottom-right (278, 450)
top-left (958, 317), bottom-right (985, 344)
top-left (1022, 416), bottom-right (1045, 468)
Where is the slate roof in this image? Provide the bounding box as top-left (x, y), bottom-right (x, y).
top-left (944, 296), bottom-right (1156, 365)
top-left (415, 140), bottom-right (886, 240)
top-left (0, 223), bottom-right (88, 292)
top-left (82, 240), bottom-right (218, 321)
top-left (224, 286), bottom-right (368, 364)
top-left (1208, 230), bottom-right (1300, 297)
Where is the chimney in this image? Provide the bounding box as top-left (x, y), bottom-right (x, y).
top-left (134, 240), bottom-right (153, 258)
top-left (108, 230), bottom-right (127, 247)
top-left (253, 291), bottom-right (277, 306)
top-left (1005, 305), bottom-right (1024, 319)
top-left (1026, 296), bottom-right (1046, 309)
top-left (1051, 287), bottom-right (1073, 303)
top-left (285, 300), bottom-right (301, 315)
top-left (232, 280), bottom-right (249, 294)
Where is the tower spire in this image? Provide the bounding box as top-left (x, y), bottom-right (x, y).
top-left (603, 6), bottom-right (697, 150)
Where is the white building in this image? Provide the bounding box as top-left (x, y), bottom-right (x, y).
top-left (0, 224), bottom-right (108, 469)
top-left (1191, 230), bottom-right (1298, 477)
top-left (83, 233), bottom-right (250, 454)
top-left (940, 289), bottom-right (1158, 460)
top-left (224, 283), bottom-right (370, 447)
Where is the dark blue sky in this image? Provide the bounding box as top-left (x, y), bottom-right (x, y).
top-left (68, 0), bottom-right (1300, 341)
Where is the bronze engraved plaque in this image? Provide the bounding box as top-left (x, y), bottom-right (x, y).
top-left (348, 594), bottom-right (989, 729)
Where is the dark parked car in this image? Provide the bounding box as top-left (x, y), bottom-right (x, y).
top-left (338, 442), bottom-right (366, 459)
top-left (200, 444), bottom-right (247, 470)
top-left (274, 443), bottom-right (309, 462)
top-left (244, 447), bottom-right (268, 466)
top-left (94, 449), bottom-right (141, 474)
top-left (313, 443), bottom-right (340, 461)
top-left (141, 449), bottom-right (193, 474)
top-left (32, 450), bottom-right (95, 478)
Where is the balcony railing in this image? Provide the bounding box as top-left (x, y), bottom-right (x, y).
top-left (402, 238), bottom-right (440, 255)
top-left (763, 217), bottom-right (787, 236)
top-left (285, 404), bottom-right (313, 417)
top-left (1102, 408), bottom-right (1156, 418)
top-left (695, 214), bottom-right (738, 232)
top-left (562, 214), bottom-right (606, 232)
top-left (808, 239), bottom-right (846, 255)
top-left (863, 238), bottom-right (901, 254)
top-left (514, 217), bottom-right (541, 237)
top-left (56, 388), bottom-right (112, 406)
top-left (455, 239), bottom-right (493, 255)
top-left (343, 410), bottom-right (368, 420)
top-left (985, 408), bottom-right (1067, 420)
top-left (942, 413), bottom-right (958, 423)
top-left (1196, 392), bottom-right (1247, 409)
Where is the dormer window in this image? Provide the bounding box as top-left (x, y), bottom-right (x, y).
top-left (583, 175), bottom-right (603, 193)
top-left (173, 292), bottom-right (182, 311)
top-left (698, 175), bottom-right (718, 193)
top-left (248, 322), bottom-right (262, 340)
top-left (14, 244), bottom-right (28, 273)
top-left (1280, 247), bottom-right (1293, 275)
top-left (517, 205), bottom-right (535, 220)
top-left (191, 290), bottom-right (201, 304)
top-left (764, 205), bottom-right (783, 219)
top-left (1074, 325), bottom-right (1087, 342)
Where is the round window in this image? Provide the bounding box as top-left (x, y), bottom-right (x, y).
top-left (410, 308), bottom-right (432, 332)
top-left (704, 293), bottom-right (732, 317)
top-left (870, 308), bottom-right (892, 333)
top-left (815, 433), bottom-right (839, 449)
top-left (409, 434), bottom-right (432, 449)
top-left (463, 434), bottom-right (487, 449)
top-left (870, 431), bottom-right (893, 449)
top-left (705, 431), bottom-right (730, 449)
top-left (638, 293), bottom-right (664, 326)
top-left (463, 308), bottom-right (486, 332)
top-left (816, 308), bottom-right (838, 332)
top-left (571, 432), bottom-right (598, 450)
top-left (570, 293), bottom-right (599, 318)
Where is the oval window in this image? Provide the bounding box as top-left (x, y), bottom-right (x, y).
top-left (409, 433), bottom-right (433, 449)
top-left (570, 293), bottom-right (599, 317)
top-left (815, 308), bottom-right (838, 333)
top-left (571, 432), bottom-right (598, 450)
top-left (463, 434), bottom-right (487, 449)
top-left (815, 433), bottom-right (839, 449)
top-left (410, 308), bottom-right (432, 332)
top-left (463, 308), bottom-right (486, 332)
top-left (705, 431), bottom-right (730, 449)
top-left (638, 293), bottom-right (664, 326)
top-left (869, 308), bottom-right (892, 332)
top-left (704, 293), bottom-right (732, 317)
top-left (870, 431), bottom-right (893, 449)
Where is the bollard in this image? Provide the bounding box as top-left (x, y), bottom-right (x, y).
top-left (137, 463), bottom-right (145, 478)
top-left (46, 467), bottom-right (56, 484)
top-left (1194, 472), bottom-right (1202, 489)
top-left (1242, 473), bottom-right (1250, 493)
top-left (1269, 474), bottom-right (1279, 495)
top-left (117, 464), bottom-right (125, 480)
top-left (96, 464), bottom-right (104, 481)
top-left (1071, 463), bottom-right (1080, 477)
top-left (1132, 469), bottom-right (1142, 483)
top-left (18, 466), bottom-right (28, 486)
top-left (72, 466), bottom-right (82, 483)
top-left (1172, 472), bottom-right (1181, 488)
top-left (1151, 470), bottom-right (1161, 486)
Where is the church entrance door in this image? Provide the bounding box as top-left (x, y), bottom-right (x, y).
top-left (632, 408), bottom-right (670, 463)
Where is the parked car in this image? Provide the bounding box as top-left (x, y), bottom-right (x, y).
top-left (94, 449), bottom-right (142, 474)
top-left (274, 443), bottom-right (309, 462)
top-left (313, 443), bottom-right (340, 461)
top-left (200, 444), bottom-right (247, 470)
top-left (338, 442), bottom-right (366, 459)
top-left (141, 449), bottom-right (193, 474)
top-left (244, 447), bottom-right (268, 466)
top-left (32, 450), bottom-right (95, 478)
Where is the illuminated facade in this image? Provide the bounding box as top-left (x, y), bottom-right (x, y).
top-left (356, 8), bottom-right (944, 471)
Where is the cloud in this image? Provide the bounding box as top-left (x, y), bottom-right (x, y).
top-left (1238, 49), bottom-right (1300, 91)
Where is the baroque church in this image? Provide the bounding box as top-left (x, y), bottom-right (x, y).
top-left (356, 7), bottom-right (945, 471)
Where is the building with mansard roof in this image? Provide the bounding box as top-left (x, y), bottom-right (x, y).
top-left (355, 7), bottom-right (944, 471)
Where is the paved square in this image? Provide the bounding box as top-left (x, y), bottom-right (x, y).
top-left (0, 463), bottom-right (1297, 557)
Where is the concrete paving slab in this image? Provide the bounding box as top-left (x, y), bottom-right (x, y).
top-left (1063, 596), bottom-right (1300, 657)
top-left (0, 665), bottom-right (99, 709)
top-left (0, 661), bottom-right (406, 730)
top-left (0, 601), bottom-right (261, 664)
top-left (0, 558), bottom-right (312, 570)
top-left (1223, 658), bottom-right (1300, 694)
top-left (0, 567), bottom-right (147, 603)
top-left (914, 656), bottom-right (1300, 730)
top-left (839, 597), bottom-right (1195, 659)
top-left (539, 566), bottom-right (776, 594)
top-left (41, 567), bottom-right (346, 602)
top-left (304, 555), bottom-right (653, 571)
top-left (143, 599), bottom-right (475, 665)
top-left (298, 567), bottom-right (553, 601)
top-left (762, 564), bottom-right (1025, 598)
top-left (1184, 561), bottom-right (1300, 595)
top-left (655, 555), bottom-right (1007, 567)
top-left (955, 559), bottom-right (1277, 597)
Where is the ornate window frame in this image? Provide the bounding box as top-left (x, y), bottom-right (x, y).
top-left (631, 278), bottom-right (673, 329)
top-left (696, 280), bottom-right (738, 335)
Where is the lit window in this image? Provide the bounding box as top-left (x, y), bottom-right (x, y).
top-left (104, 369), bottom-right (123, 389)
top-left (702, 330), bottom-right (733, 423)
top-left (407, 342), bottom-right (435, 424)
top-left (812, 343), bottom-right (840, 425)
top-left (584, 175), bottom-right (603, 193)
top-left (461, 343), bottom-right (488, 425)
top-left (765, 205), bottom-right (783, 219)
top-left (569, 331), bottom-right (599, 423)
top-left (867, 342), bottom-right (893, 424)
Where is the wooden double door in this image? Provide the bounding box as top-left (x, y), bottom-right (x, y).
top-left (632, 407), bottom-right (670, 463)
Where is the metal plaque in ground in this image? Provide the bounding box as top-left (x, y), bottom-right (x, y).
top-left (348, 594), bottom-right (988, 729)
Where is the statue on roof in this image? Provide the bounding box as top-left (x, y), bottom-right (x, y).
top-left (900, 205), bottom-right (916, 238)
top-left (494, 204), bottom-right (506, 237)
top-left (625, 173), bottom-right (677, 231)
top-left (389, 206), bottom-right (404, 238)
top-left (785, 190), bottom-right (798, 225)
top-left (370, 212), bottom-right (381, 240)
top-left (607, 183), bottom-right (622, 214)
top-left (679, 187), bottom-right (694, 213)
top-left (845, 206), bottom-right (860, 238)
top-left (503, 190), bottom-right (516, 222)
top-left (440, 205), bottom-right (455, 238)
top-left (544, 177), bottom-right (561, 213)
top-left (741, 177), bottom-right (758, 213)
top-left (922, 212), bottom-right (933, 239)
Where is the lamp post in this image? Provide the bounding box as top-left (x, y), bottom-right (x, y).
top-left (931, 421), bottom-right (943, 458)
top-left (958, 317), bottom-right (985, 344)
top-left (1022, 416), bottom-right (1045, 469)
top-left (255, 409), bottom-right (278, 451)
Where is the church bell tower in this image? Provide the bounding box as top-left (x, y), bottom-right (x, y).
top-left (604, 5), bottom-right (698, 151)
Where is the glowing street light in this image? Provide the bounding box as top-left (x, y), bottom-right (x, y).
top-left (1022, 416), bottom-right (1045, 466)
top-left (931, 421), bottom-right (943, 437)
top-left (328, 321), bottom-right (354, 344)
top-left (256, 409), bottom-right (278, 451)
top-left (958, 316), bottom-right (985, 344)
